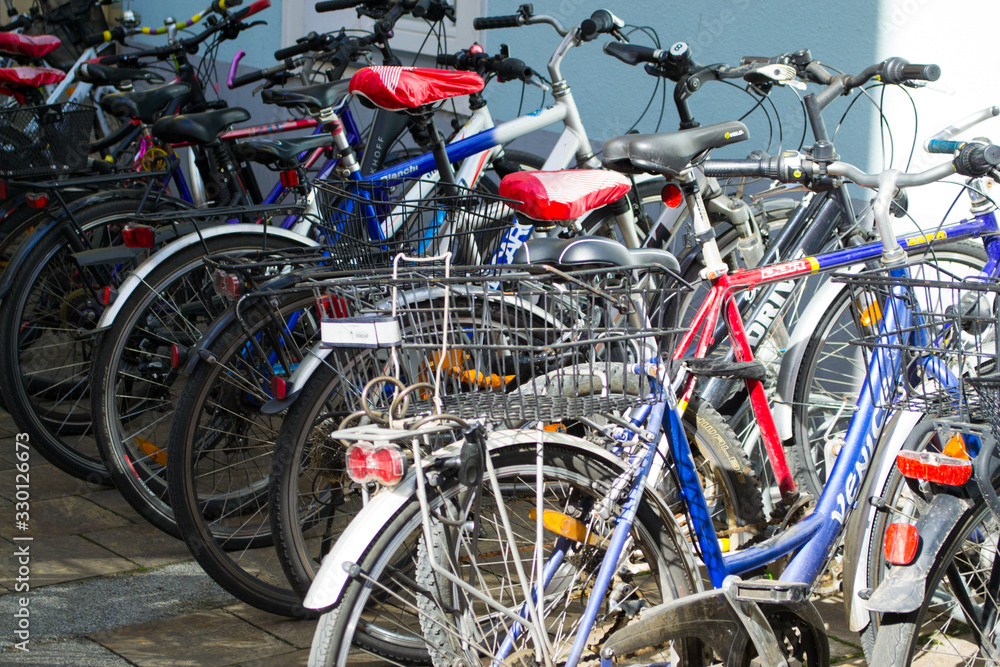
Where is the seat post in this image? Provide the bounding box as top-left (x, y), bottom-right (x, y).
top-left (412, 106), bottom-right (458, 196)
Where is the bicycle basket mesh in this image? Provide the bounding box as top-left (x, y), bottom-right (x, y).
top-left (312, 264), bottom-right (687, 424)
top-left (967, 375), bottom-right (1000, 442)
top-left (314, 179), bottom-right (522, 270)
top-left (836, 268), bottom-right (1000, 419)
top-left (0, 103), bottom-right (94, 177)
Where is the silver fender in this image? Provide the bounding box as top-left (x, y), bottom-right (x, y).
top-left (842, 409), bottom-right (922, 631)
top-left (95, 225), bottom-right (316, 331)
top-left (772, 270), bottom-right (859, 441)
top-left (303, 429), bottom-right (700, 610)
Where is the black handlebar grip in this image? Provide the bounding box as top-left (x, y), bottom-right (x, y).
top-left (580, 9), bottom-right (614, 41)
top-left (956, 142), bottom-right (1000, 177)
top-left (231, 68), bottom-right (267, 88)
top-left (274, 33), bottom-right (318, 60)
top-left (0, 14), bottom-right (31, 32)
top-left (881, 57), bottom-right (941, 85)
top-left (497, 57), bottom-right (532, 82)
top-left (412, 0), bottom-right (431, 17)
top-left (473, 14), bottom-right (521, 29)
top-left (604, 42), bottom-right (659, 66)
top-left (315, 0), bottom-right (364, 12)
top-left (82, 26), bottom-right (124, 47)
top-left (700, 159), bottom-right (767, 178)
top-left (436, 52), bottom-right (459, 67)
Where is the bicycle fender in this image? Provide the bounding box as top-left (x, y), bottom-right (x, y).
top-left (303, 429), bottom-right (687, 611)
top-left (94, 225), bottom-right (316, 333)
top-left (864, 491), bottom-right (970, 615)
top-left (842, 410), bottom-right (922, 632)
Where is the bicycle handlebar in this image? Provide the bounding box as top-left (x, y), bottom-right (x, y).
top-left (436, 49), bottom-right (533, 82)
top-left (579, 9), bottom-right (623, 42)
top-left (473, 13), bottom-right (521, 30)
top-left (315, 0), bottom-right (366, 12)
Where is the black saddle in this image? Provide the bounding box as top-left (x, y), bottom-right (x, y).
top-left (602, 121), bottom-right (749, 176)
top-left (234, 134), bottom-right (334, 167)
top-left (100, 82), bottom-right (191, 122)
top-left (261, 80), bottom-right (351, 113)
top-left (78, 63), bottom-right (164, 86)
top-left (152, 107), bottom-right (251, 145)
top-left (513, 236), bottom-right (679, 274)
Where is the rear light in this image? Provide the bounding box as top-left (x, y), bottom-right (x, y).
top-left (25, 192), bottom-right (48, 209)
top-left (170, 344), bottom-right (187, 370)
top-left (345, 442), bottom-right (405, 486)
top-left (661, 184), bottom-right (683, 208)
top-left (270, 375), bottom-right (287, 400)
top-left (316, 293), bottom-right (349, 320)
top-left (212, 269), bottom-right (242, 300)
top-left (896, 449), bottom-right (972, 486)
top-left (279, 169), bottom-right (300, 187)
top-left (884, 523), bottom-right (920, 565)
top-left (122, 225), bottom-right (155, 249)
top-left (97, 286), bottom-right (118, 306)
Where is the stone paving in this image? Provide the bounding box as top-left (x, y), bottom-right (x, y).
top-left (0, 412), bottom-right (878, 666)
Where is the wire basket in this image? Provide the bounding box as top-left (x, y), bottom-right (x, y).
top-left (836, 267), bottom-right (999, 419)
top-left (310, 262), bottom-right (687, 424)
top-left (967, 375), bottom-right (1000, 442)
top-left (0, 103), bottom-right (95, 178)
top-left (314, 178), bottom-right (523, 270)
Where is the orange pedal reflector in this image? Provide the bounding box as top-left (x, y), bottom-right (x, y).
top-left (884, 523), bottom-right (920, 565)
top-left (943, 433), bottom-right (971, 460)
top-left (135, 435), bottom-right (167, 467)
top-left (896, 449), bottom-right (972, 486)
top-left (529, 509), bottom-right (600, 545)
top-left (543, 423), bottom-right (567, 433)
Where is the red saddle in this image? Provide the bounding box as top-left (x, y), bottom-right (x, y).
top-left (499, 170), bottom-right (632, 221)
top-left (0, 66), bottom-right (66, 102)
top-left (0, 33), bottom-right (62, 59)
top-left (349, 66), bottom-right (484, 111)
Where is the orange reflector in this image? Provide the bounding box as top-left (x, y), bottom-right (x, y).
top-left (529, 509), bottom-right (600, 545)
top-left (943, 433), bottom-right (971, 460)
top-left (884, 523), bottom-right (919, 565)
top-left (896, 449), bottom-right (972, 486)
top-left (661, 183), bottom-right (683, 208)
top-left (543, 423), bottom-right (567, 433)
top-left (135, 435), bottom-right (167, 467)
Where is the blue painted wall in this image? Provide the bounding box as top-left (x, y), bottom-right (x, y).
top-left (479, 0), bottom-right (880, 165)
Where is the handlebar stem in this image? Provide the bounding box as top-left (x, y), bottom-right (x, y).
top-left (546, 26), bottom-right (580, 93)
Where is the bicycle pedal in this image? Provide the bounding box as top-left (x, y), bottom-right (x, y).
top-left (729, 578), bottom-right (808, 604)
top-left (685, 358), bottom-right (768, 382)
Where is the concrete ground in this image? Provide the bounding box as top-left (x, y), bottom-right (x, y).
top-left (0, 412), bottom-right (878, 667)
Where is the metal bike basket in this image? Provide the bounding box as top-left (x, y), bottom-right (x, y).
top-left (314, 178), bottom-right (523, 270)
top-left (312, 262), bottom-right (688, 425)
top-left (836, 268), bottom-right (1000, 420)
top-left (0, 102), bottom-right (95, 178)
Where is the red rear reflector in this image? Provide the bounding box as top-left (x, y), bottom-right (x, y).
top-left (170, 344), bottom-right (183, 369)
top-left (270, 375), bottom-right (286, 400)
top-left (345, 442), bottom-right (405, 486)
top-left (279, 169), bottom-right (300, 187)
top-left (122, 225), bottom-right (155, 248)
top-left (0, 182), bottom-right (8, 200)
top-left (211, 269), bottom-right (241, 300)
top-left (884, 523), bottom-right (920, 565)
top-left (316, 293), bottom-right (349, 319)
top-left (661, 184), bottom-right (683, 208)
top-left (896, 450), bottom-right (972, 486)
top-left (97, 286), bottom-right (117, 306)
top-left (25, 192), bottom-right (48, 209)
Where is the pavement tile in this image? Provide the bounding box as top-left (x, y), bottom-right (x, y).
top-left (0, 637), bottom-right (132, 666)
top-left (2, 462), bottom-right (106, 502)
top-left (0, 495), bottom-right (132, 541)
top-left (84, 521), bottom-right (191, 569)
top-left (226, 603), bottom-right (318, 649)
top-left (86, 487), bottom-right (145, 521)
top-left (0, 534), bottom-right (135, 588)
top-left (235, 647), bottom-right (309, 667)
top-left (91, 609), bottom-right (292, 667)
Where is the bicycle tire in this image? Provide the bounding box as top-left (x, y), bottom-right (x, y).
top-left (789, 240), bottom-right (988, 496)
top-left (309, 436), bottom-right (703, 666)
top-left (0, 192), bottom-right (186, 483)
top-left (166, 290), bottom-right (323, 616)
top-left (91, 231), bottom-right (309, 537)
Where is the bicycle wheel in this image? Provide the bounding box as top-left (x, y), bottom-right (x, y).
top-left (309, 436), bottom-right (704, 666)
top-left (91, 232), bottom-right (310, 537)
top-left (0, 192), bottom-right (186, 483)
top-left (166, 289), bottom-right (323, 616)
top-left (869, 491), bottom-right (1000, 666)
top-left (789, 240), bottom-right (988, 497)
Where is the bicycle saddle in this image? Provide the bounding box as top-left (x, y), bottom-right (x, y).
top-left (602, 121), bottom-right (749, 176)
top-left (152, 107), bottom-right (251, 145)
top-left (234, 134), bottom-right (334, 168)
top-left (100, 82), bottom-right (191, 122)
top-left (0, 33), bottom-right (61, 59)
top-left (499, 170), bottom-right (631, 222)
top-left (349, 66), bottom-right (484, 111)
top-left (514, 236), bottom-right (680, 274)
top-left (78, 62), bottom-right (165, 87)
top-left (261, 80), bottom-right (351, 113)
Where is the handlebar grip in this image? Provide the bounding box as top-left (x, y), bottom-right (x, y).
top-left (701, 159), bottom-right (767, 179)
top-left (497, 57), bottom-right (532, 82)
top-left (231, 67), bottom-right (267, 88)
top-left (82, 26), bottom-right (124, 47)
top-left (956, 142), bottom-right (1000, 177)
top-left (604, 42), bottom-right (660, 66)
top-left (437, 52), bottom-right (459, 67)
top-left (881, 57), bottom-right (941, 85)
top-left (233, 0), bottom-right (270, 22)
top-left (0, 14), bottom-right (31, 32)
top-left (580, 9), bottom-right (614, 41)
top-left (315, 0), bottom-right (364, 12)
top-left (274, 33), bottom-right (317, 60)
top-left (473, 14), bottom-right (521, 30)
